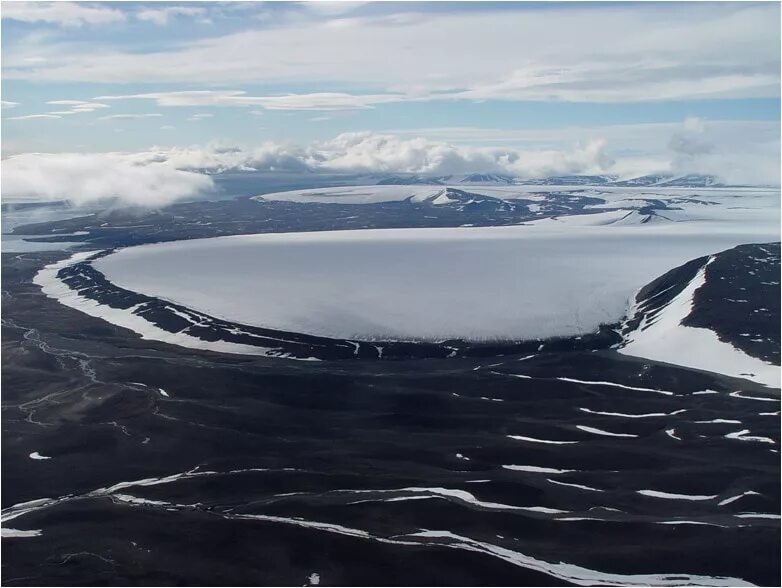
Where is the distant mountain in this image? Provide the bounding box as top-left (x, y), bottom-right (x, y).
top-left (458, 173), bottom-right (517, 184)
top-left (411, 187), bottom-right (520, 212)
top-left (610, 174), bottom-right (723, 188)
top-left (377, 173), bottom-right (519, 185)
top-left (656, 174), bottom-right (723, 187)
top-left (518, 175), bottom-right (617, 186)
top-left (610, 209), bottom-right (676, 225)
top-left (608, 174), bottom-right (672, 187)
top-left (373, 173), bottom-right (739, 188)
top-left (377, 175), bottom-right (451, 185)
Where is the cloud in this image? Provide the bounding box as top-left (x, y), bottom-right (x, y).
top-left (669, 117), bottom-right (713, 159)
top-left (4, 3), bottom-right (778, 103)
top-left (451, 65), bottom-right (779, 103)
top-left (665, 117), bottom-right (780, 185)
top-left (2, 152), bottom-right (213, 206)
top-left (2, 101), bottom-right (19, 109)
top-left (136, 6), bottom-right (208, 25)
top-left (1, 2), bottom-right (125, 27)
top-left (129, 143), bottom-right (311, 174)
top-left (47, 100), bottom-right (109, 112)
top-left (2, 100), bottom-right (113, 120)
top-left (187, 113), bottom-right (213, 121)
top-left (95, 90), bottom-right (402, 111)
top-left (307, 132), bottom-right (498, 175)
top-left (19, 100), bottom-right (114, 118)
top-left (304, 132), bottom-right (615, 178)
top-left (97, 113), bottom-right (162, 121)
top-left (508, 140), bottom-right (616, 179)
top-left (8, 114), bottom-right (62, 120)
top-left (158, 122), bottom-right (780, 184)
top-left (301, 2), bottom-right (369, 18)
top-left (2, 121), bottom-right (777, 209)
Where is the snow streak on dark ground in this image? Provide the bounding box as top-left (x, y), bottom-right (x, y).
top-left (2, 253), bottom-right (780, 586)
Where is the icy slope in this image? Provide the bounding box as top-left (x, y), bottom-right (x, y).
top-left (619, 245), bottom-right (780, 387)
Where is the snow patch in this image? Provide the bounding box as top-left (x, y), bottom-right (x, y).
top-left (637, 490), bottom-right (717, 501)
top-left (576, 425), bottom-right (638, 438)
top-left (547, 479), bottom-right (604, 493)
top-left (502, 465), bottom-right (575, 474)
top-left (579, 407), bottom-right (685, 418)
top-left (718, 491), bottom-right (761, 506)
top-left (1, 528), bottom-right (42, 538)
top-left (724, 429), bottom-right (775, 444)
top-left (507, 435), bottom-right (578, 445)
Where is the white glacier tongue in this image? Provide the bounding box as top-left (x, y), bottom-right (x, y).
top-left (89, 213), bottom-right (777, 343)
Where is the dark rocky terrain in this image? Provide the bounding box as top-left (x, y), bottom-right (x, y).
top-left (621, 243), bottom-right (780, 366)
top-left (9, 172), bottom-right (718, 251)
top-left (2, 243), bottom-right (779, 586)
top-left (685, 243), bottom-right (780, 364)
top-left (10, 189), bottom-right (607, 250)
top-left (2, 181), bottom-right (779, 586)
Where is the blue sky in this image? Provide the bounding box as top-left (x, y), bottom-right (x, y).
top-left (1, 1), bottom-right (780, 184)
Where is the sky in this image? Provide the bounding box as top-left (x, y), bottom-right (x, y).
top-left (1, 0), bottom-right (780, 202)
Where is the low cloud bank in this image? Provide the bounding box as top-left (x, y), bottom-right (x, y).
top-left (2, 152), bottom-right (214, 206)
top-left (308, 133), bottom-right (615, 178)
top-left (666, 118), bottom-right (780, 187)
top-left (2, 121), bottom-right (778, 207)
